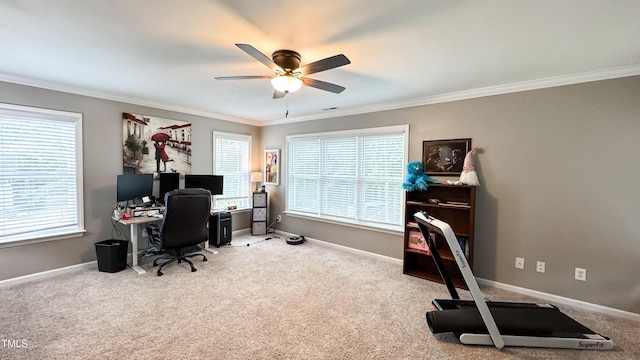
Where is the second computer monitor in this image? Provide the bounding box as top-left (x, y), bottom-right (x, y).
top-left (184, 174), bottom-right (223, 195)
top-left (158, 172), bottom-right (180, 205)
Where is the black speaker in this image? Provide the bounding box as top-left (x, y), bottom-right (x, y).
top-left (158, 172), bottom-right (179, 205)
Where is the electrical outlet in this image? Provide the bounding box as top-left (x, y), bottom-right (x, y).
top-left (515, 257), bottom-right (525, 270)
top-left (536, 261), bottom-right (545, 273)
top-left (276, 215), bottom-right (282, 223)
top-left (575, 267), bottom-right (586, 281)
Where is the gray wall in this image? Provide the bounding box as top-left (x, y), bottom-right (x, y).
top-left (0, 81), bottom-right (260, 280)
top-left (261, 76), bottom-right (640, 314)
top-left (1, 76), bottom-right (639, 314)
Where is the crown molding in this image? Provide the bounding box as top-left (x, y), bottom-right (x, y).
top-left (3, 63), bottom-right (639, 128)
top-left (261, 63), bottom-right (640, 126)
top-left (0, 72), bottom-right (259, 126)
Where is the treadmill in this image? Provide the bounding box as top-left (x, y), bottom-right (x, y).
top-left (413, 211), bottom-right (613, 350)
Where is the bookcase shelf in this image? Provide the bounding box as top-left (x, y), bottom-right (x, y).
top-left (403, 183), bottom-right (476, 289)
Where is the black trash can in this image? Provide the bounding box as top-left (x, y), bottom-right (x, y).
top-left (95, 239), bottom-right (129, 273)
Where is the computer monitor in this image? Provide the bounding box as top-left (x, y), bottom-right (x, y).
top-left (116, 174), bottom-right (154, 203)
top-left (158, 172), bottom-right (180, 205)
top-left (183, 174), bottom-right (224, 195)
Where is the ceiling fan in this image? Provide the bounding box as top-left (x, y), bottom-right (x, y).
top-left (215, 44), bottom-right (351, 99)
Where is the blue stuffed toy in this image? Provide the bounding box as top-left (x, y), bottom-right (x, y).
top-left (403, 161), bottom-right (438, 191)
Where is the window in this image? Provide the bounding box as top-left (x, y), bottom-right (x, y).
top-left (287, 125), bottom-right (407, 232)
top-left (213, 132), bottom-right (251, 210)
top-left (0, 103), bottom-right (85, 245)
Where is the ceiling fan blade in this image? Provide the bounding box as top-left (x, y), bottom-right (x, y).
top-left (273, 90), bottom-right (286, 99)
top-left (214, 75), bottom-right (272, 80)
top-left (301, 77), bottom-right (346, 94)
top-left (235, 43), bottom-right (283, 74)
top-left (298, 54), bottom-right (350, 76)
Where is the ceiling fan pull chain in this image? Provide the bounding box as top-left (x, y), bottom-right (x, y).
top-left (285, 97), bottom-right (289, 118)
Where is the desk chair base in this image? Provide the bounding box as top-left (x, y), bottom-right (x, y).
top-left (153, 249), bottom-right (207, 276)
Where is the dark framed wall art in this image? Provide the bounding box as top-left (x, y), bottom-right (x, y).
top-left (422, 138), bottom-right (471, 175)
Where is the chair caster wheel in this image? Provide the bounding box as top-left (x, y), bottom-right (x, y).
top-left (157, 271), bottom-right (163, 276)
top-left (191, 268), bottom-right (197, 272)
top-left (203, 258), bottom-right (208, 262)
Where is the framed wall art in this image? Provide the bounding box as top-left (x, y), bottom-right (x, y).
top-left (122, 112), bottom-right (192, 177)
top-left (422, 138), bottom-right (471, 176)
top-left (264, 149), bottom-right (280, 185)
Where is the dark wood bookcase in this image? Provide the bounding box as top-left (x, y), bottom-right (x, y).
top-left (403, 184), bottom-right (476, 289)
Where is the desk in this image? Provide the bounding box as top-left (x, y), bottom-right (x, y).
top-left (116, 216), bottom-right (159, 274)
top-left (115, 215), bottom-right (218, 275)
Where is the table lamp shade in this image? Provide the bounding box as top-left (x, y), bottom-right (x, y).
top-left (251, 172), bottom-right (263, 183)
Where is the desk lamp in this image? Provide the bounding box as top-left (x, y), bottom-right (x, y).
top-left (250, 172), bottom-right (263, 191)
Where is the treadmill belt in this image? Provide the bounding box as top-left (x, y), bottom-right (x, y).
top-left (427, 304), bottom-right (595, 336)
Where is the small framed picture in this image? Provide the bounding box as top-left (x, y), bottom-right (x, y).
top-left (264, 149), bottom-right (280, 185)
top-left (422, 138), bottom-right (471, 175)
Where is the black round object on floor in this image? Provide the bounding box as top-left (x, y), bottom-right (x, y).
top-left (286, 236), bottom-right (305, 245)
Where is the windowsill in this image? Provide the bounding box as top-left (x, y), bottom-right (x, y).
top-left (283, 211), bottom-right (403, 236)
top-left (213, 207), bottom-right (250, 214)
top-left (0, 229), bottom-right (87, 249)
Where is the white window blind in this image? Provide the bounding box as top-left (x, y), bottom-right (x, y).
top-left (213, 132), bottom-right (251, 210)
top-left (0, 103), bottom-right (84, 244)
top-left (287, 125), bottom-right (407, 231)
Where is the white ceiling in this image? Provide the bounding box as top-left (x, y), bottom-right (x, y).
top-left (1, 0), bottom-right (639, 126)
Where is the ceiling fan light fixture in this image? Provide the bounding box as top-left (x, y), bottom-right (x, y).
top-left (271, 75), bottom-right (303, 93)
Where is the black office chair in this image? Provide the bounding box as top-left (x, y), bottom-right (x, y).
top-left (152, 188), bottom-right (211, 276)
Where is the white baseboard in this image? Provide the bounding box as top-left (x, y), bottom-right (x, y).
top-left (477, 278), bottom-right (640, 322)
top-left (233, 228), bottom-right (250, 236)
top-left (273, 230), bottom-right (639, 321)
top-left (1, 231), bottom-right (253, 288)
top-left (4, 230), bottom-right (639, 322)
top-left (274, 230), bottom-right (403, 265)
top-left (0, 261), bottom-right (97, 288)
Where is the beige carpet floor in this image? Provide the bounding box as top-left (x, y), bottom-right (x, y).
top-left (1, 233), bottom-right (638, 359)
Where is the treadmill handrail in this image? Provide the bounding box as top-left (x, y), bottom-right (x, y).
top-left (414, 211), bottom-right (505, 349)
top-left (416, 220), bottom-right (461, 300)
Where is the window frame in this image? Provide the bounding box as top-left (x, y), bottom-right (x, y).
top-left (212, 131), bottom-right (252, 211)
top-left (285, 125), bottom-right (408, 233)
top-left (0, 103), bottom-right (85, 247)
